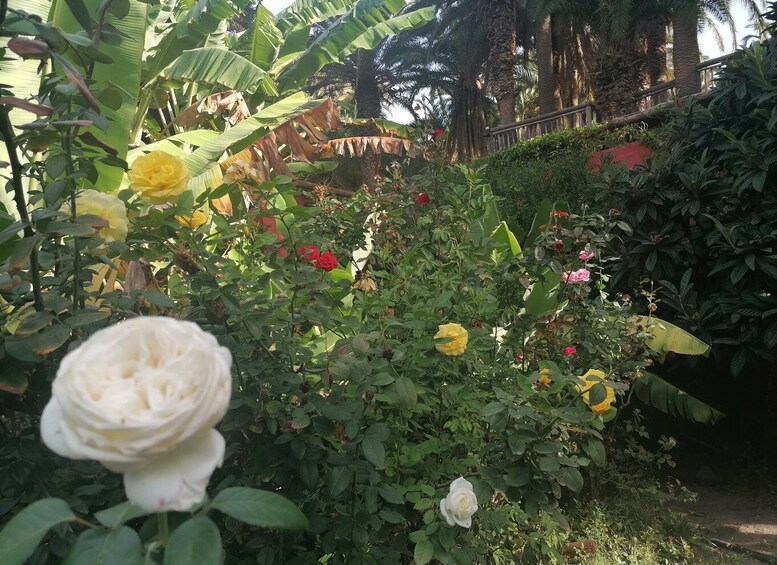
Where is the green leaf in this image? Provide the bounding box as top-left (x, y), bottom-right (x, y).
top-left (162, 48), bottom-right (277, 96)
top-left (277, 0), bottom-right (429, 92)
top-left (361, 436), bottom-right (385, 468)
top-left (50, 0), bottom-right (149, 191)
top-left (523, 198), bottom-right (555, 248)
top-left (391, 376), bottom-right (417, 409)
top-left (490, 221), bottom-right (522, 258)
top-left (522, 269), bottom-right (563, 318)
top-left (63, 527), bottom-right (143, 565)
top-left (163, 517), bottom-right (221, 565)
top-left (210, 487), bottom-right (308, 531)
top-left (0, 369), bottom-right (28, 395)
top-left (584, 439), bottom-right (606, 467)
top-left (94, 502), bottom-right (147, 529)
top-left (555, 467), bottom-right (584, 493)
top-left (0, 498), bottom-right (74, 565)
top-left (248, 4), bottom-right (282, 70)
top-left (414, 539), bottom-right (434, 565)
top-left (327, 466), bottom-right (351, 497)
top-left (637, 316), bottom-right (710, 359)
top-left (634, 371), bottom-right (725, 424)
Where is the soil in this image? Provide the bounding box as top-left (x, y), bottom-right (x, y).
top-left (674, 477), bottom-right (777, 564)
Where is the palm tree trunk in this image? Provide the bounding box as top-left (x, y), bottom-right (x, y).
top-left (485, 0), bottom-right (516, 125)
top-left (355, 49), bottom-right (381, 187)
top-left (645, 15), bottom-right (667, 86)
top-left (672, 9), bottom-right (701, 97)
top-left (536, 15), bottom-right (556, 115)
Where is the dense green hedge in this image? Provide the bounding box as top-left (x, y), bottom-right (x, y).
top-left (477, 125), bottom-right (655, 233)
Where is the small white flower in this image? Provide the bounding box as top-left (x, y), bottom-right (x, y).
top-left (440, 477), bottom-right (478, 528)
top-left (41, 317), bottom-right (232, 513)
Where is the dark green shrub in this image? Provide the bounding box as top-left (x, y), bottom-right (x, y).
top-left (477, 125), bottom-right (655, 233)
top-left (602, 6), bottom-right (777, 377)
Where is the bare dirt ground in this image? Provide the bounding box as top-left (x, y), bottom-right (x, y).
top-left (675, 481), bottom-right (777, 564)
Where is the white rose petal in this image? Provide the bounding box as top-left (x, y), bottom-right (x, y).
top-left (439, 477), bottom-right (478, 529)
top-left (123, 429), bottom-right (225, 512)
top-left (40, 317), bottom-right (232, 512)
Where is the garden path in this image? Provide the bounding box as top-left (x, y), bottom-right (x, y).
top-left (676, 481), bottom-right (777, 564)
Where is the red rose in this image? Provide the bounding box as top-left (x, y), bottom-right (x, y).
top-left (551, 210), bottom-right (569, 219)
top-left (416, 192), bottom-right (430, 205)
top-left (297, 245), bottom-right (320, 262)
top-left (315, 252), bottom-right (338, 272)
top-left (432, 128), bottom-right (445, 141)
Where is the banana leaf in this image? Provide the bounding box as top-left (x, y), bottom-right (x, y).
top-left (637, 316), bottom-right (710, 360)
top-left (634, 371), bottom-right (724, 424)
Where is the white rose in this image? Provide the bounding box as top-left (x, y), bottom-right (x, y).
top-left (41, 317), bottom-right (232, 513)
top-left (440, 477), bottom-right (478, 528)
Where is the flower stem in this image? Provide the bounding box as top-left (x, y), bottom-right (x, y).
top-left (157, 512), bottom-right (169, 545)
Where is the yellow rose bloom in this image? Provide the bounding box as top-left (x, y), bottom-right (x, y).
top-left (75, 189), bottom-right (128, 242)
top-left (576, 369), bottom-right (616, 414)
top-left (538, 368), bottom-right (552, 385)
top-left (176, 209), bottom-right (208, 229)
top-left (434, 323), bottom-right (468, 356)
top-left (128, 151), bottom-right (190, 204)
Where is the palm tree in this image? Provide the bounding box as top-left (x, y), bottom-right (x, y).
top-left (671, 0), bottom-right (763, 97)
top-left (484, 0), bottom-right (518, 124)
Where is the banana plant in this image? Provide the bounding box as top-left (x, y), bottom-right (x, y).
top-left (634, 316), bottom-right (724, 424)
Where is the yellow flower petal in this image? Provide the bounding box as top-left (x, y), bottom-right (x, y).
top-left (434, 323), bottom-right (468, 356)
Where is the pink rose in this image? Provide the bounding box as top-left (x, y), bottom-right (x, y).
top-left (562, 268), bottom-right (590, 283)
top-left (579, 250), bottom-right (595, 261)
top-left (563, 346), bottom-right (577, 356)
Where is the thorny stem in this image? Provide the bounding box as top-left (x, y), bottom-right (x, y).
top-left (0, 108), bottom-right (44, 311)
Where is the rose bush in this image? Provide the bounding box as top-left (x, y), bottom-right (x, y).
top-left (40, 317), bottom-right (232, 512)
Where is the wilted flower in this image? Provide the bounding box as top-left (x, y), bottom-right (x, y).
top-left (353, 270), bottom-right (377, 293)
top-left (434, 323), bottom-right (468, 356)
top-left (538, 368), bottom-right (552, 385)
top-left (223, 159), bottom-right (260, 184)
top-left (439, 477), bottom-right (478, 528)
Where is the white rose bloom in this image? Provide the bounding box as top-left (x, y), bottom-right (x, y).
top-left (440, 477), bottom-right (479, 528)
top-left (41, 317), bottom-right (232, 513)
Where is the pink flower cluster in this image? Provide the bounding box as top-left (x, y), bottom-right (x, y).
top-left (561, 268), bottom-right (590, 284)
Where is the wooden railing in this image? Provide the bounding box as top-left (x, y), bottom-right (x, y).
top-left (485, 53), bottom-right (734, 153)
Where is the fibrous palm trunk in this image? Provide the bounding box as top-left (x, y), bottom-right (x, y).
top-left (355, 49), bottom-right (382, 187)
top-left (536, 15), bottom-right (557, 116)
top-left (592, 43), bottom-right (646, 120)
top-left (672, 9), bottom-right (701, 97)
top-left (644, 15), bottom-right (667, 86)
top-left (485, 0), bottom-right (516, 125)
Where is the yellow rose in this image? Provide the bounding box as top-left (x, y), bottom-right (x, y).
top-left (538, 368), bottom-right (552, 385)
top-left (75, 189), bottom-right (128, 243)
top-left (434, 323), bottom-right (468, 356)
top-left (128, 151), bottom-right (190, 203)
top-left (576, 369), bottom-right (615, 414)
top-left (176, 210), bottom-right (208, 229)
